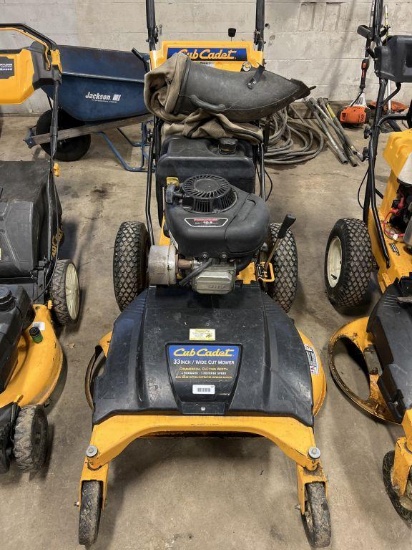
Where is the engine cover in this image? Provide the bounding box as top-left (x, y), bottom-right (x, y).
top-left (165, 175), bottom-right (269, 258)
top-left (156, 136), bottom-right (256, 194)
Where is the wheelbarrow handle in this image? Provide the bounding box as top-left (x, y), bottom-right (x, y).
top-left (132, 48), bottom-right (149, 72)
top-left (0, 24), bottom-right (57, 50)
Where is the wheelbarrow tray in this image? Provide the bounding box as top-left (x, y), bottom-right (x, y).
top-left (41, 45), bottom-right (148, 122)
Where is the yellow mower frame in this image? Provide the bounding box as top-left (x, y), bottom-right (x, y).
top-left (329, 128), bottom-right (412, 517)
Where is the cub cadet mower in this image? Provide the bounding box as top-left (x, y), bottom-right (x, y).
top-left (324, 0), bottom-right (412, 522)
top-left (79, 1), bottom-right (331, 546)
top-left (0, 25), bottom-right (80, 475)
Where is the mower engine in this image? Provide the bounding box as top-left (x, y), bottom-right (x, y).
top-left (149, 173), bottom-right (269, 294)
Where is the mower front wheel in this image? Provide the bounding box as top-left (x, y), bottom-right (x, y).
top-left (79, 481), bottom-right (103, 546)
top-left (113, 221), bottom-right (149, 311)
top-left (13, 406), bottom-right (48, 472)
top-left (324, 218), bottom-right (372, 309)
top-left (301, 482), bottom-right (331, 548)
top-left (266, 222), bottom-right (298, 312)
top-left (51, 260), bottom-right (80, 325)
top-left (382, 451), bottom-right (412, 523)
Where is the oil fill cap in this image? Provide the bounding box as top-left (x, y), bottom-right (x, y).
top-left (219, 138), bottom-right (237, 155)
top-left (0, 287), bottom-right (14, 311)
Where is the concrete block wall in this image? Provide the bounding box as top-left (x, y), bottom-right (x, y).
top-left (0, 0), bottom-right (411, 114)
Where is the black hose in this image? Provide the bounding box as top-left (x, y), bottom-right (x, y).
top-left (263, 107), bottom-right (324, 165)
top-left (179, 258), bottom-right (213, 286)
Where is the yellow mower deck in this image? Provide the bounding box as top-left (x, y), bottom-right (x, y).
top-left (81, 330), bottom-right (327, 516)
top-left (0, 305), bottom-right (63, 409)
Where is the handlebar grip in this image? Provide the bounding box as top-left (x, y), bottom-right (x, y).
top-left (189, 95), bottom-right (226, 113)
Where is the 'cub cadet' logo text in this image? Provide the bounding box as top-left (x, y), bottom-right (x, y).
top-left (180, 48), bottom-right (237, 61)
top-left (173, 347), bottom-right (235, 357)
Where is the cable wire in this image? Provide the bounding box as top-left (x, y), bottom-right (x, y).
top-left (263, 106), bottom-right (325, 166)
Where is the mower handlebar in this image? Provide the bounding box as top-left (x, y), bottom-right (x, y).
top-left (146, 0), bottom-right (158, 50)
top-left (0, 24), bottom-right (57, 50)
top-left (254, 0), bottom-right (265, 51)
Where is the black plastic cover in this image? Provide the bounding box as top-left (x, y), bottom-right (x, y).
top-left (0, 160), bottom-right (51, 278)
top-left (156, 137), bottom-right (256, 194)
top-left (0, 285), bottom-right (32, 393)
top-left (374, 36), bottom-right (412, 83)
top-left (368, 280), bottom-right (412, 422)
top-left (92, 285), bottom-right (314, 426)
top-left (165, 184), bottom-right (269, 258)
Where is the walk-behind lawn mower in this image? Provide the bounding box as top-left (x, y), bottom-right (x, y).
top-left (79, 1), bottom-right (331, 546)
top-left (0, 25), bottom-right (80, 475)
top-left (324, 0), bottom-right (412, 522)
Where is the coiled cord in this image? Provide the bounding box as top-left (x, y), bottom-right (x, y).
top-left (263, 106), bottom-right (324, 165)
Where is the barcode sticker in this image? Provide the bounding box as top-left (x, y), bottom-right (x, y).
top-left (304, 344), bottom-right (319, 375)
top-left (193, 384), bottom-right (215, 395)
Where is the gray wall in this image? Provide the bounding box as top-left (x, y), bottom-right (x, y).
top-left (0, 0), bottom-right (411, 114)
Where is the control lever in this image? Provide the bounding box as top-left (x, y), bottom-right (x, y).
top-left (264, 214), bottom-right (296, 271)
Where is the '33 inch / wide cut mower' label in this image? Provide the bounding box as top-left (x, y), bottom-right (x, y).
top-left (167, 344), bottom-right (241, 406)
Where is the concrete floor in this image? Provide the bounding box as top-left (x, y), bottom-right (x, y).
top-left (0, 116), bottom-right (411, 550)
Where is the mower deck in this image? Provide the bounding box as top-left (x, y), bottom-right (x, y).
top-left (92, 284), bottom-right (314, 425)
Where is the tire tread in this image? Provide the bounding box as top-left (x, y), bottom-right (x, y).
top-left (325, 218), bottom-right (372, 308)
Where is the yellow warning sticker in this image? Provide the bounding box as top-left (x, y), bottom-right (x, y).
top-left (189, 328), bottom-right (216, 341)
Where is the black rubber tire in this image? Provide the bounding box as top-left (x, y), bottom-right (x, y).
top-left (383, 451), bottom-right (412, 523)
top-left (79, 481), bottom-right (103, 546)
top-left (266, 222), bottom-right (298, 312)
top-left (13, 406), bottom-right (48, 472)
top-left (302, 482), bottom-right (331, 548)
top-left (50, 259), bottom-right (80, 326)
top-left (36, 109), bottom-right (91, 162)
top-left (113, 221), bottom-right (149, 311)
top-left (324, 218), bottom-right (373, 308)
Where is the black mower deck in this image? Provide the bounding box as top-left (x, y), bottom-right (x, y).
top-left (93, 284), bottom-right (314, 426)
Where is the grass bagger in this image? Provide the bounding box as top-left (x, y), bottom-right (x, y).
top-left (79, 1), bottom-right (331, 546)
top-left (324, 0), bottom-right (412, 522)
top-left (0, 25), bottom-right (80, 475)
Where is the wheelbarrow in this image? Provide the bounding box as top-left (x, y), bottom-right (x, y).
top-left (25, 44), bottom-right (152, 172)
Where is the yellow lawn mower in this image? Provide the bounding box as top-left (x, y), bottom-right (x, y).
top-left (79, 1), bottom-right (331, 546)
top-left (0, 25), bottom-right (79, 475)
top-left (324, 0), bottom-right (412, 523)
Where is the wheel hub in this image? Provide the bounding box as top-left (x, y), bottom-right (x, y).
top-left (326, 236), bottom-right (342, 288)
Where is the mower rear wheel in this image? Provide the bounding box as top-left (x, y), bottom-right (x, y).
top-left (325, 218), bottom-right (372, 308)
top-left (266, 222), bottom-right (298, 312)
top-left (113, 221), bottom-right (149, 311)
top-left (301, 482), bottom-right (331, 548)
top-left (383, 451), bottom-right (412, 523)
top-left (51, 260), bottom-right (80, 325)
top-left (13, 406), bottom-right (48, 472)
top-left (79, 481), bottom-right (103, 546)
top-left (36, 108), bottom-right (91, 162)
